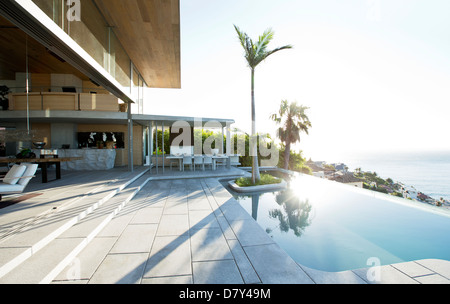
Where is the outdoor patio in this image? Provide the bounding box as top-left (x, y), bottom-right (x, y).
top-left (0, 166), bottom-right (449, 284)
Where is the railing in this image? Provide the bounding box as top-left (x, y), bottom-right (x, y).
top-left (4, 89), bottom-right (125, 112)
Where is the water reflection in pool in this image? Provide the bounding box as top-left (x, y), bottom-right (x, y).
top-left (224, 172), bottom-right (450, 272)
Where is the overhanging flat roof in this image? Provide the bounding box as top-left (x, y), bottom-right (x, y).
top-left (0, 111), bottom-right (235, 128)
top-left (94, 0), bottom-right (181, 89)
top-left (0, 0), bottom-right (181, 98)
top-left (133, 114), bottom-right (235, 128)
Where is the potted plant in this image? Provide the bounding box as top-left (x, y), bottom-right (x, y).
top-left (0, 85), bottom-right (11, 110)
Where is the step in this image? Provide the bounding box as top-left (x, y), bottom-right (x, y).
top-left (0, 174), bottom-right (150, 284)
top-left (0, 175), bottom-right (151, 284)
top-left (0, 169), bottom-right (149, 281)
top-left (0, 168), bottom-right (142, 241)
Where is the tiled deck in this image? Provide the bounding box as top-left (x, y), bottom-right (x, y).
top-left (0, 166), bottom-right (448, 284)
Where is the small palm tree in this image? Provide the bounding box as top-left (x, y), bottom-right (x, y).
top-left (234, 25), bottom-right (292, 184)
top-left (270, 100), bottom-right (311, 170)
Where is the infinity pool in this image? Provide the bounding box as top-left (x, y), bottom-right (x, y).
top-left (224, 172), bottom-right (450, 272)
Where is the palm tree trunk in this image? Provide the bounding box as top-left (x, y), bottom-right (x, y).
top-left (284, 120), bottom-right (291, 170)
top-left (251, 68), bottom-right (260, 184)
top-left (284, 141), bottom-right (291, 170)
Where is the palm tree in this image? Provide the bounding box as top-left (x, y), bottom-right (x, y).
top-left (270, 100), bottom-right (311, 170)
top-left (271, 189), bottom-right (312, 237)
top-left (234, 25), bottom-right (292, 184)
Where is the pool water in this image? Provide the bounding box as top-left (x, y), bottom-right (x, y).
top-left (224, 172), bottom-right (450, 272)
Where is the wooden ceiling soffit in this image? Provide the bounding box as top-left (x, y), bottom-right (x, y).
top-left (94, 0), bottom-right (181, 89)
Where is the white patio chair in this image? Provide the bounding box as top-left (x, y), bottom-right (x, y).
top-left (193, 155), bottom-right (204, 171)
top-left (169, 156), bottom-right (180, 171)
top-left (215, 156), bottom-right (227, 169)
top-left (203, 156), bottom-right (213, 170)
top-left (0, 164), bottom-right (38, 201)
top-left (182, 155), bottom-right (193, 171)
top-left (230, 155), bottom-right (241, 167)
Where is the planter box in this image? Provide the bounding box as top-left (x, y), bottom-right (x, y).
top-left (228, 180), bottom-right (287, 193)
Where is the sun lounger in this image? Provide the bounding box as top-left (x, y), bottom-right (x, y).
top-left (0, 164), bottom-right (38, 201)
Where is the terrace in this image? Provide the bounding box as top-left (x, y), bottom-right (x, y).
top-left (0, 165), bottom-right (448, 284)
top-left (0, 1), bottom-right (448, 285)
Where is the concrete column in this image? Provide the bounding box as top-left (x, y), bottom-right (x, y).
top-left (162, 122), bottom-right (165, 174)
top-left (226, 123), bottom-right (231, 155)
top-left (226, 123), bottom-right (232, 169)
top-left (147, 123), bottom-right (152, 170)
top-left (221, 126), bottom-right (225, 154)
top-left (149, 121), bottom-right (154, 174)
top-left (127, 102), bottom-right (133, 172)
top-left (155, 123), bottom-right (159, 175)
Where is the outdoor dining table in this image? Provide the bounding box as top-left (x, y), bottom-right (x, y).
top-left (0, 156), bottom-right (82, 183)
top-left (165, 155), bottom-right (230, 171)
top-left (211, 155), bottom-right (229, 170)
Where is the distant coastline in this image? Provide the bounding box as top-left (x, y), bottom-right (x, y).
top-left (306, 159), bottom-right (450, 211)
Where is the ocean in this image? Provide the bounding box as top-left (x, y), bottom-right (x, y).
top-left (340, 150), bottom-right (450, 200)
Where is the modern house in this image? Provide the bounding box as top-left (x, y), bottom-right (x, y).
top-left (0, 0), bottom-right (234, 172)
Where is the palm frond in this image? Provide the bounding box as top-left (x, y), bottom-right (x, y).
top-left (255, 28), bottom-right (274, 57)
top-left (271, 100), bottom-right (311, 144)
top-left (264, 45), bottom-right (294, 59)
top-left (235, 25), bottom-right (293, 69)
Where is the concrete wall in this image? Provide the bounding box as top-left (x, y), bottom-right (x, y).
top-left (50, 123), bottom-right (77, 149)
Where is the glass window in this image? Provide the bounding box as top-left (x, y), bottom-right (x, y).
top-left (64, 0), bottom-right (109, 71)
top-left (110, 30), bottom-right (131, 90)
top-left (32, 0), bottom-right (63, 26)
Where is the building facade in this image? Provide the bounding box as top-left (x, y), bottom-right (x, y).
top-left (0, 0), bottom-right (234, 171)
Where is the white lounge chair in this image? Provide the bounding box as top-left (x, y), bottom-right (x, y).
top-left (0, 164), bottom-right (38, 201)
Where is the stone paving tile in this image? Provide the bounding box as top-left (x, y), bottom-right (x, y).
top-left (143, 235), bottom-right (191, 279)
top-left (300, 265), bottom-right (367, 284)
top-left (352, 265), bottom-right (419, 284)
top-left (413, 274), bottom-right (450, 284)
top-left (391, 261), bottom-right (434, 278)
top-left (243, 243), bottom-right (314, 284)
top-left (54, 237), bottom-right (117, 281)
top-left (189, 210), bottom-right (220, 230)
top-left (192, 260), bottom-right (244, 284)
top-left (415, 259), bottom-right (450, 279)
top-left (96, 210), bottom-right (134, 237)
top-left (89, 253), bottom-right (148, 284)
top-left (164, 198), bottom-right (188, 215)
top-left (190, 228), bottom-right (233, 262)
top-left (220, 200), bottom-right (254, 222)
top-left (228, 219), bottom-right (275, 247)
top-left (141, 275), bottom-right (193, 284)
top-left (157, 214), bottom-right (189, 236)
top-left (109, 224), bottom-right (157, 254)
top-left (130, 206), bottom-right (163, 224)
top-left (227, 239), bottom-right (261, 284)
top-left (188, 197), bottom-right (211, 211)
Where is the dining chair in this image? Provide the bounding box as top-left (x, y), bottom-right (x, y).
top-left (203, 156), bottom-right (213, 170)
top-left (193, 155), bottom-right (204, 171)
top-left (215, 156), bottom-right (227, 169)
top-left (182, 154), bottom-right (193, 171)
top-left (169, 156), bottom-right (180, 171)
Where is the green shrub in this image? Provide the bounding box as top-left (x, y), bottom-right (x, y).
top-left (235, 173), bottom-right (282, 187)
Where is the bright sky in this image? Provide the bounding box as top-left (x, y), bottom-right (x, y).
top-left (144, 0), bottom-right (450, 161)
